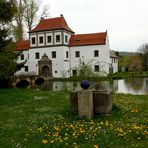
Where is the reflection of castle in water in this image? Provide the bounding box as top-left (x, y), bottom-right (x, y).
top-left (40, 78), bottom-right (148, 95)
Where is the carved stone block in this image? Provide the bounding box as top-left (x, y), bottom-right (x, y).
top-left (78, 90), bottom-right (94, 119)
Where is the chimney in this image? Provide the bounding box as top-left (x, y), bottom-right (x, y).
top-left (60, 14), bottom-right (64, 17)
top-left (40, 17), bottom-right (44, 21)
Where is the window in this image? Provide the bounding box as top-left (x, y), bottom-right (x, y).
top-left (65, 35), bottom-right (68, 43)
top-left (94, 50), bottom-right (99, 57)
top-left (39, 36), bottom-right (43, 44)
top-left (55, 70), bottom-right (57, 73)
top-left (66, 51), bottom-right (68, 58)
top-left (75, 51), bottom-right (80, 58)
top-left (52, 51), bottom-right (56, 58)
top-left (24, 66), bottom-right (28, 72)
top-left (94, 65), bottom-right (99, 72)
top-left (31, 37), bottom-right (35, 44)
top-left (47, 36), bottom-right (52, 43)
top-left (56, 35), bottom-right (60, 42)
top-left (35, 52), bottom-right (40, 59)
top-left (21, 54), bottom-right (24, 60)
top-left (28, 54), bottom-right (29, 60)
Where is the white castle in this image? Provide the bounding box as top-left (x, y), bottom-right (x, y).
top-left (15, 15), bottom-right (118, 78)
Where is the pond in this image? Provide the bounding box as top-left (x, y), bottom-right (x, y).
top-left (35, 78), bottom-right (148, 95)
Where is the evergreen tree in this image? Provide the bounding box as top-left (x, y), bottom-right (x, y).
top-left (0, 0), bottom-right (17, 87)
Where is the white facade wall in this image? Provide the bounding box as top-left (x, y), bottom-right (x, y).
top-left (15, 50), bottom-right (30, 75)
top-left (28, 46), bottom-right (70, 78)
top-left (70, 44), bottom-right (111, 76)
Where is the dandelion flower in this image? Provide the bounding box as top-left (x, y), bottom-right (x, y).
top-left (94, 144), bottom-right (99, 148)
top-left (42, 139), bottom-right (48, 144)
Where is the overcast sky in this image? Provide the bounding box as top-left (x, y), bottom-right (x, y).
top-left (42, 0), bottom-right (148, 52)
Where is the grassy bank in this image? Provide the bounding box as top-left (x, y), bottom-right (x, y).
top-left (109, 71), bottom-right (148, 79)
top-left (0, 89), bottom-right (147, 147)
top-left (52, 71), bottom-right (148, 82)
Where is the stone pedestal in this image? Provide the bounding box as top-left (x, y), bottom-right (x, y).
top-left (78, 90), bottom-right (94, 119)
top-left (93, 91), bottom-right (112, 114)
top-left (70, 90), bottom-right (112, 118)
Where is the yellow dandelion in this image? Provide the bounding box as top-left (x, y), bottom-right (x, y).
top-left (94, 144), bottom-right (99, 148)
top-left (100, 122), bottom-right (104, 125)
top-left (50, 140), bottom-right (54, 144)
top-left (59, 139), bottom-right (62, 143)
top-left (64, 137), bottom-right (69, 141)
top-left (42, 139), bottom-right (48, 144)
top-left (37, 127), bottom-right (43, 133)
top-left (54, 126), bottom-right (59, 131)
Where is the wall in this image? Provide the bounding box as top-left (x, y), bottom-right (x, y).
top-left (69, 44), bottom-right (111, 76)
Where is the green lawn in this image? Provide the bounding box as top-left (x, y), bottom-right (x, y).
top-left (0, 89), bottom-right (147, 148)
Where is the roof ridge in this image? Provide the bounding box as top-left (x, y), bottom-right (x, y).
top-left (72, 32), bottom-right (106, 36)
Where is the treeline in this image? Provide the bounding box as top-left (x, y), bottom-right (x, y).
top-left (117, 44), bottom-right (148, 72)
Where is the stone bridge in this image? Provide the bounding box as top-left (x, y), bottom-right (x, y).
top-left (12, 75), bottom-right (52, 87)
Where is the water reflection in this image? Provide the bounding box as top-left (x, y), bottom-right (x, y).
top-left (34, 78), bottom-right (148, 95)
top-left (114, 78), bottom-right (148, 95)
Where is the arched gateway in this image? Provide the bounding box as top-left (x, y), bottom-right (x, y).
top-left (38, 53), bottom-right (52, 77)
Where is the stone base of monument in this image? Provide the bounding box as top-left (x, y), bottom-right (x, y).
top-left (93, 91), bottom-right (112, 114)
top-left (78, 90), bottom-right (94, 119)
top-left (70, 90), bottom-right (112, 118)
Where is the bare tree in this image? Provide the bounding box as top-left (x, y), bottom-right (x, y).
top-left (23, 0), bottom-right (39, 32)
top-left (40, 5), bottom-right (50, 19)
top-left (12, 0), bottom-right (50, 40)
top-left (12, 0), bottom-right (25, 40)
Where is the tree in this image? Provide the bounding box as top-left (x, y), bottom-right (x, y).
top-left (0, 0), bottom-right (18, 87)
top-left (118, 53), bottom-right (143, 72)
top-left (138, 43), bottom-right (148, 71)
top-left (12, 0), bottom-right (25, 40)
top-left (23, 0), bottom-right (39, 32)
top-left (12, 0), bottom-right (50, 39)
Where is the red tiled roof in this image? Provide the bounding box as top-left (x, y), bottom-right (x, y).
top-left (30, 16), bottom-right (74, 33)
top-left (15, 40), bottom-right (29, 51)
top-left (110, 50), bottom-right (118, 58)
top-left (69, 32), bottom-right (107, 46)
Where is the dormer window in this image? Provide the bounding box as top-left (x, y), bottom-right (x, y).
top-left (56, 35), bottom-right (60, 42)
top-left (32, 37), bottom-right (36, 44)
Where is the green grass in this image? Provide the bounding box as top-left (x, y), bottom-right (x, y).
top-left (0, 89), bottom-right (147, 148)
top-left (109, 71), bottom-right (148, 79)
